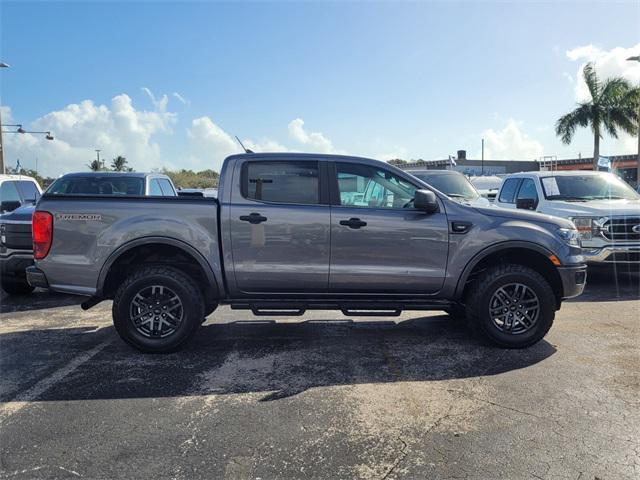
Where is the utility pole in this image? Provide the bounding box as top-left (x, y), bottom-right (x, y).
top-left (481, 138), bottom-right (485, 175)
top-left (0, 62), bottom-right (9, 174)
top-left (95, 149), bottom-right (101, 170)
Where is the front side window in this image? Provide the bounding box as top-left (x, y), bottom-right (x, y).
top-left (516, 178), bottom-right (538, 203)
top-left (244, 161), bottom-right (319, 205)
top-left (337, 163), bottom-right (416, 209)
top-left (148, 179), bottom-right (163, 196)
top-left (157, 178), bottom-right (176, 196)
top-left (499, 178), bottom-right (521, 203)
top-left (16, 181), bottom-right (41, 203)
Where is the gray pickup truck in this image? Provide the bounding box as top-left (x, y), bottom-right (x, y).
top-left (28, 153), bottom-right (587, 352)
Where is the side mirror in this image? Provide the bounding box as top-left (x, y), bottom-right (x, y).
top-left (0, 200), bottom-right (21, 213)
top-left (516, 198), bottom-right (536, 210)
top-left (413, 189), bottom-right (439, 213)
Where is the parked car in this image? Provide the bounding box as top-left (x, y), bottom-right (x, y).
top-left (407, 170), bottom-right (491, 206)
top-left (470, 175), bottom-right (503, 202)
top-left (28, 153), bottom-right (586, 352)
top-left (494, 171), bottom-right (640, 266)
top-left (0, 172), bottom-right (177, 296)
top-left (0, 174), bottom-right (42, 213)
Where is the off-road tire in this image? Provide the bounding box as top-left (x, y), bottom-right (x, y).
top-left (113, 265), bottom-right (204, 353)
top-left (465, 264), bottom-right (555, 348)
top-left (1, 278), bottom-right (35, 295)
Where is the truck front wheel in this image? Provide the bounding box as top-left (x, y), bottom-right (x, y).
top-left (465, 264), bottom-right (555, 349)
top-left (113, 265), bottom-right (204, 353)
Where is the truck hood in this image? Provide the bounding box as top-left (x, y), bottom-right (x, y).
top-left (542, 199), bottom-right (640, 219)
top-left (0, 204), bottom-right (35, 223)
top-left (474, 204), bottom-right (574, 229)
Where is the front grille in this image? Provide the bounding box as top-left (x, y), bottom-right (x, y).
top-left (601, 217), bottom-right (640, 242)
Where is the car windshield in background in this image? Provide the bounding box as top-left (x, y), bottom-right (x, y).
top-left (412, 173), bottom-right (480, 201)
top-left (541, 175), bottom-right (639, 201)
top-left (47, 176), bottom-right (145, 196)
top-left (471, 176), bottom-right (502, 190)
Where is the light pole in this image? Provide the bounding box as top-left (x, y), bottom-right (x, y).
top-left (627, 55), bottom-right (640, 186)
top-left (0, 61), bottom-right (10, 174)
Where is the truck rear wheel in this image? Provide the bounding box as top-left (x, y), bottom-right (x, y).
top-left (465, 264), bottom-right (555, 349)
top-left (113, 265), bottom-right (204, 353)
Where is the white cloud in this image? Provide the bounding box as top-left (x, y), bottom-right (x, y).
top-left (186, 116), bottom-right (240, 171)
top-left (562, 72), bottom-right (574, 84)
top-left (566, 43), bottom-right (640, 102)
top-left (481, 119), bottom-right (544, 160)
top-left (287, 118), bottom-right (341, 154)
top-left (172, 92), bottom-right (190, 106)
top-left (2, 92), bottom-right (177, 176)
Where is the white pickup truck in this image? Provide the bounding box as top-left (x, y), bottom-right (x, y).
top-left (494, 171), bottom-right (640, 266)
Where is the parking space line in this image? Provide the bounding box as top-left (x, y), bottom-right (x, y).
top-left (0, 329), bottom-right (113, 424)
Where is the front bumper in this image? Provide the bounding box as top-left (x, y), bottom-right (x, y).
top-left (25, 266), bottom-right (49, 289)
top-left (581, 245), bottom-right (640, 264)
top-left (557, 264), bottom-right (587, 299)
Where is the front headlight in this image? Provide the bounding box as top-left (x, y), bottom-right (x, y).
top-left (569, 217), bottom-right (598, 241)
top-left (557, 227), bottom-right (581, 247)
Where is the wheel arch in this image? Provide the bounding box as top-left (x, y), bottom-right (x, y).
top-left (455, 241), bottom-right (564, 309)
top-left (97, 237), bottom-right (221, 306)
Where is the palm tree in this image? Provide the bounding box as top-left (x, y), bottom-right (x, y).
top-left (556, 62), bottom-right (639, 169)
top-left (87, 159), bottom-right (102, 171)
top-left (111, 155), bottom-right (129, 172)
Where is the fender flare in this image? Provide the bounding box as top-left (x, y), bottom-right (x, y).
top-left (453, 240), bottom-right (556, 299)
top-left (96, 236), bottom-right (221, 299)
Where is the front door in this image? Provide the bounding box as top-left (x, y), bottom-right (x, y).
top-left (329, 162), bottom-right (449, 294)
top-left (228, 159), bottom-right (330, 294)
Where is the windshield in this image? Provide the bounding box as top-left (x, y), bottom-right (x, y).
top-left (470, 176), bottom-right (503, 190)
top-left (47, 176), bottom-right (145, 196)
top-left (541, 174), bottom-right (639, 201)
top-left (412, 172), bottom-right (480, 201)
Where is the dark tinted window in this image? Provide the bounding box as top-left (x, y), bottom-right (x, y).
top-left (337, 163), bottom-right (416, 209)
top-left (48, 176), bottom-right (145, 195)
top-left (149, 179), bottom-right (163, 196)
top-left (157, 178), bottom-right (176, 196)
top-left (499, 178), bottom-right (521, 203)
top-left (16, 181), bottom-right (40, 202)
top-left (244, 161), bottom-right (319, 204)
top-left (0, 181), bottom-right (21, 203)
top-left (516, 178), bottom-right (538, 202)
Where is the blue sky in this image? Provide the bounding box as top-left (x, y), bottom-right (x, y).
top-left (1, 0), bottom-right (639, 176)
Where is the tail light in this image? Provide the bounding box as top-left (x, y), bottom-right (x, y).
top-left (33, 211), bottom-right (53, 259)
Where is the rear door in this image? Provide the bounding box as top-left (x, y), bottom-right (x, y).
top-left (228, 159), bottom-right (331, 294)
top-left (328, 161), bottom-right (449, 294)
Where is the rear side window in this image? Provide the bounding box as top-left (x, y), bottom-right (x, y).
top-left (499, 178), bottom-right (521, 203)
top-left (16, 181), bottom-right (41, 202)
top-left (1, 181), bottom-right (22, 203)
top-left (157, 178), bottom-right (176, 196)
top-left (243, 161), bottom-right (319, 205)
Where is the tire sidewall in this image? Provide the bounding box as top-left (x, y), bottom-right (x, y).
top-left (113, 269), bottom-right (202, 352)
top-left (475, 270), bottom-right (554, 347)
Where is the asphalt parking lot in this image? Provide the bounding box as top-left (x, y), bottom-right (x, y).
top-left (1, 269), bottom-right (639, 480)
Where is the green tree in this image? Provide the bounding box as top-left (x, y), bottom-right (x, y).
top-left (111, 155), bottom-right (131, 172)
top-left (87, 159), bottom-right (102, 171)
top-left (387, 159), bottom-right (407, 166)
top-left (556, 62), bottom-right (639, 169)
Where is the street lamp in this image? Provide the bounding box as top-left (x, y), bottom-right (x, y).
top-left (627, 55), bottom-right (640, 186)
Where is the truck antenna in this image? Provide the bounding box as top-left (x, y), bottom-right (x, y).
top-left (235, 136), bottom-right (254, 154)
